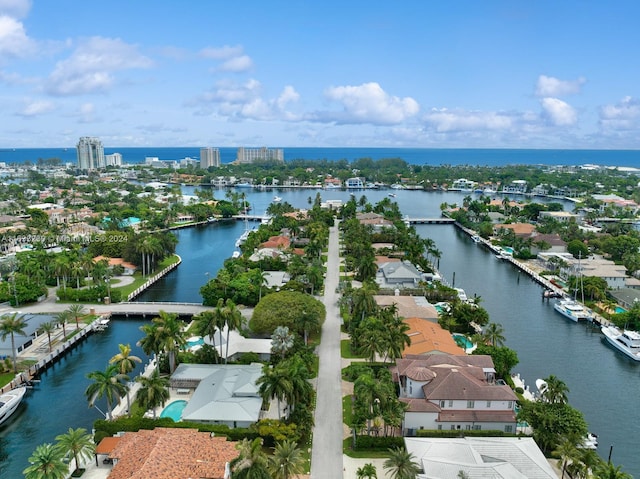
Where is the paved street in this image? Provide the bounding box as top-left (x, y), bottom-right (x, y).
top-left (311, 220), bottom-right (344, 479)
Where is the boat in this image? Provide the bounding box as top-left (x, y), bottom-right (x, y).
top-left (454, 288), bottom-right (468, 302)
top-left (231, 250), bottom-right (241, 259)
top-left (601, 325), bottom-right (640, 361)
top-left (272, 196), bottom-right (282, 203)
top-left (553, 298), bottom-right (592, 322)
top-left (471, 234), bottom-right (481, 243)
top-left (0, 386), bottom-right (27, 426)
top-left (235, 182), bottom-right (253, 188)
top-left (580, 433), bottom-right (599, 450)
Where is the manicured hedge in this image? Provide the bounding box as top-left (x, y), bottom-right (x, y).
top-left (354, 435), bottom-right (404, 450)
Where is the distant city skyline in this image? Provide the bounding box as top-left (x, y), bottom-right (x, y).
top-left (1, 1), bottom-right (640, 149)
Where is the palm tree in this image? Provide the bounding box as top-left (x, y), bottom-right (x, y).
top-left (482, 322), bottom-right (506, 347)
top-left (224, 299), bottom-right (243, 363)
top-left (66, 303), bottom-right (86, 331)
top-left (109, 343), bottom-right (142, 415)
top-left (540, 375), bottom-right (569, 405)
top-left (554, 437), bottom-right (579, 479)
top-left (54, 311), bottom-right (70, 340)
top-left (194, 309), bottom-right (221, 363)
top-left (135, 369), bottom-right (170, 418)
top-left (39, 321), bottom-right (56, 353)
top-left (256, 363), bottom-right (292, 420)
top-left (383, 447), bottom-right (421, 479)
top-left (0, 312), bottom-right (28, 373)
top-left (54, 427), bottom-right (95, 473)
top-left (85, 364), bottom-right (129, 420)
top-left (268, 440), bottom-right (306, 479)
top-left (152, 310), bottom-right (186, 373)
top-left (594, 462), bottom-right (633, 479)
top-left (23, 443), bottom-right (68, 479)
top-left (295, 310), bottom-right (320, 346)
top-left (271, 326), bottom-right (295, 359)
top-left (230, 437), bottom-right (271, 479)
top-left (357, 463), bottom-right (378, 479)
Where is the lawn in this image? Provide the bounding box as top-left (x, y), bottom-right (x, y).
top-left (341, 339), bottom-right (366, 359)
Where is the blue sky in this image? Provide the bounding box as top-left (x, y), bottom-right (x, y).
top-left (1, 0), bottom-right (640, 149)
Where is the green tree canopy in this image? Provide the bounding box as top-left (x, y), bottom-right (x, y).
top-left (250, 290), bottom-right (326, 336)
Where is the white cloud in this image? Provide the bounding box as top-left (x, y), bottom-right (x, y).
top-left (316, 82), bottom-right (419, 125)
top-left (199, 44), bottom-right (243, 60)
top-left (600, 96), bottom-right (640, 120)
top-left (46, 36), bottom-right (153, 96)
top-left (535, 75), bottom-right (585, 97)
top-left (0, 0), bottom-right (31, 18)
top-left (540, 97), bottom-right (577, 126)
top-left (424, 108), bottom-right (514, 132)
top-left (0, 13), bottom-right (35, 59)
top-left (17, 98), bottom-right (54, 117)
top-left (219, 54), bottom-right (253, 73)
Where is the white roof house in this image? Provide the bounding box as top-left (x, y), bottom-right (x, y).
top-left (170, 363), bottom-right (264, 428)
top-left (404, 436), bottom-right (557, 479)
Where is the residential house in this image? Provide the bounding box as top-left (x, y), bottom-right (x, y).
top-left (105, 427), bottom-right (238, 479)
top-left (345, 177), bottom-right (365, 188)
top-left (539, 210), bottom-right (580, 223)
top-left (93, 256), bottom-right (137, 275)
top-left (392, 354), bottom-right (517, 435)
top-left (401, 318), bottom-right (465, 356)
top-left (501, 179), bottom-right (527, 194)
top-left (404, 437), bottom-right (557, 479)
top-left (376, 260), bottom-right (424, 289)
top-left (373, 295), bottom-right (439, 322)
top-left (169, 363), bottom-right (264, 427)
top-left (356, 212), bottom-right (394, 231)
top-left (493, 222), bottom-right (536, 238)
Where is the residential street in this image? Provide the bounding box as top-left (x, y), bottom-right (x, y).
top-left (310, 220), bottom-right (344, 478)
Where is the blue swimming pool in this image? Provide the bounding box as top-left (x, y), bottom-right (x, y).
top-left (160, 400), bottom-right (187, 422)
top-left (452, 333), bottom-right (473, 349)
top-left (615, 306), bottom-right (627, 314)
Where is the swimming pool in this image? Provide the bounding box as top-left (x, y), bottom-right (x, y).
top-left (452, 333), bottom-right (473, 349)
top-left (615, 306), bottom-right (627, 314)
top-left (160, 400), bottom-right (187, 422)
top-left (186, 336), bottom-right (204, 347)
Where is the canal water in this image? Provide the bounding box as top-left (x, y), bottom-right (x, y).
top-left (1, 188), bottom-right (637, 476)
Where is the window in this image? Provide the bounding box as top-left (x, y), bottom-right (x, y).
top-left (465, 425), bottom-right (471, 430)
top-left (505, 425), bottom-right (513, 433)
top-left (486, 401), bottom-right (491, 408)
top-left (508, 401), bottom-right (514, 409)
top-left (473, 425), bottom-right (481, 431)
top-left (450, 425), bottom-right (456, 430)
top-left (467, 400), bottom-right (475, 408)
top-left (437, 425), bottom-right (442, 430)
top-left (440, 400), bottom-right (445, 408)
top-left (448, 400), bottom-right (453, 407)
top-left (409, 385), bottom-right (412, 394)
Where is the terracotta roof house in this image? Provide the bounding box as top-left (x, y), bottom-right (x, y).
top-left (169, 364), bottom-right (264, 427)
top-left (391, 354), bottom-right (517, 435)
top-left (93, 256), bottom-right (137, 275)
top-left (404, 437), bottom-right (557, 479)
top-left (356, 212), bottom-right (394, 230)
top-left (494, 222), bottom-right (536, 237)
top-left (260, 235), bottom-right (291, 249)
top-left (402, 318), bottom-right (464, 356)
top-left (107, 427), bottom-right (238, 479)
top-left (373, 296), bottom-right (439, 321)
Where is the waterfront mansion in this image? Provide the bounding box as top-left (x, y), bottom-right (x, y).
top-left (391, 354), bottom-right (518, 435)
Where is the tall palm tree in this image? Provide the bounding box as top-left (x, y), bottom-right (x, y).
top-left (256, 364), bottom-right (292, 420)
top-left (54, 427), bottom-right (95, 473)
top-left (85, 364), bottom-right (129, 420)
top-left (230, 438), bottom-right (271, 479)
top-left (540, 375), bottom-right (569, 405)
top-left (152, 310), bottom-right (186, 373)
top-left (23, 443), bottom-right (68, 479)
top-left (0, 312), bottom-right (28, 373)
top-left (39, 321), bottom-right (56, 353)
top-left (109, 343), bottom-right (142, 415)
top-left (282, 356), bottom-right (313, 415)
top-left (66, 304), bottom-right (86, 331)
top-left (224, 299), bottom-right (243, 363)
top-left (594, 462), bottom-right (633, 479)
top-left (268, 440), bottom-right (306, 479)
top-left (54, 311), bottom-right (70, 340)
top-left (482, 322), bottom-right (506, 347)
top-left (194, 309), bottom-right (221, 363)
top-left (135, 369), bottom-right (170, 418)
top-left (383, 447), bottom-right (421, 479)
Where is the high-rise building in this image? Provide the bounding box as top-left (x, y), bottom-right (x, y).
top-left (236, 147), bottom-right (284, 164)
top-left (105, 153), bottom-right (123, 167)
top-left (76, 137), bottom-right (105, 170)
top-left (200, 147), bottom-right (220, 169)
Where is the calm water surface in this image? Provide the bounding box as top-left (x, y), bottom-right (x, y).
top-left (1, 188), bottom-right (637, 476)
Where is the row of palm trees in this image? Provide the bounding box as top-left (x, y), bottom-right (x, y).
top-left (355, 447), bottom-right (422, 479)
top-left (0, 304), bottom-right (87, 375)
top-left (23, 428), bottom-right (95, 479)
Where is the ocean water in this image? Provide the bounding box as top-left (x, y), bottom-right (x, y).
top-left (1, 147), bottom-right (639, 168)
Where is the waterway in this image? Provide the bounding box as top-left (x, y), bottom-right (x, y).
top-left (1, 187), bottom-right (637, 477)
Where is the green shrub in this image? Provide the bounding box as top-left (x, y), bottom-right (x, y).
top-left (354, 435), bottom-right (404, 450)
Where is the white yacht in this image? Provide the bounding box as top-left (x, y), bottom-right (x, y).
top-left (553, 298), bottom-right (592, 322)
top-left (272, 196), bottom-right (282, 203)
top-left (0, 386), bottom-right (27, 426)
top-left (601, 326), bottom-right (640, 361)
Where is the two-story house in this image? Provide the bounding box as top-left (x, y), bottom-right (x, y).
top-left (392, 354), bottom-right (517, 435)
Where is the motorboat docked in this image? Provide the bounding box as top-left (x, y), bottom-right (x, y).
top-left (0, 385), bottom-right (27, 426)
top-left (272, 196), bottom-right (282, 203)
top-left (553, 298), bottom-right (592, 322)
top-left (580, 433), bottom-right (599, 450)
top-left (235, 229), bottom-right (251, 248)
top-left (454, 288), bottom-right (468, 302)
top-left (601, 325), bottom-right (640, 361)
top-left (95, 318), bottom-right (110, 331)
top-left (471, 234), bottom-right (481, 243)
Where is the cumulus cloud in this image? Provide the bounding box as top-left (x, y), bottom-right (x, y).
top-left (540, 97), bottom-right (577, 126)
top-left (0, 13), bottom-right (35, 59)
top-left (313, 82), bottom-right (419, 125)
top-left (424, 108), bottom-right (514, 132)
top-left (600, 96), bottom-right (640, 120)
top-left (191, 79), bottom-right (300, 121)
top-left (17, 98), bottom-right (54, 117)
top-left (535, 75), bottom-right (585, 97)
top-left (45, 37), bottom-right (153, 96)
top-left (0, 0), bottom-right (31, 18)
top-left (219, 54), bottom-right (253, 72)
